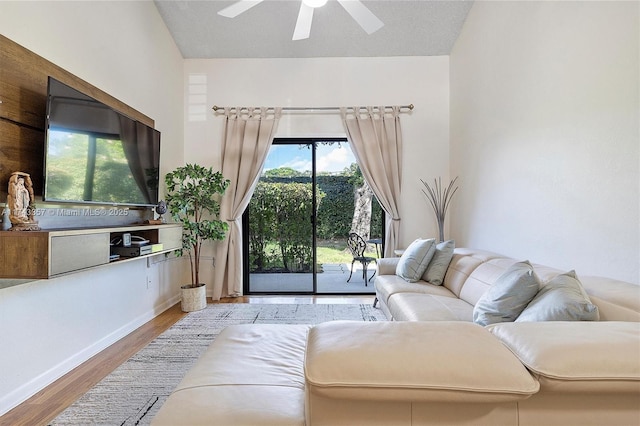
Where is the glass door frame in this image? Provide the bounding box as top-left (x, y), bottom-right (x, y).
top-left (242, 137), bottom-right (349, 295)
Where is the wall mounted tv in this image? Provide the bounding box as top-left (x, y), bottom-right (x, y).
top-left (43, 77), bottom-right (160, 207)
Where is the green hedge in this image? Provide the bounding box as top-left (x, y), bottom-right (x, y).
top-left (248, 176), bottom-right (382, 273)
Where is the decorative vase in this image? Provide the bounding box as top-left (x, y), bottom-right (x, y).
top-left (420, 176), bottom-right (459, 244)
top-left (181, 283), bottom-right (207, 312)
top-left (437, 217), bottom-right (445, 243)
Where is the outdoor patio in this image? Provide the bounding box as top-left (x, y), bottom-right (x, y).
top-left (248, 262), bottom-right (377, 294)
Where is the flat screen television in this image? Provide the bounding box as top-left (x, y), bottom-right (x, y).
top-left (43, 77), bottom-right (160, 207)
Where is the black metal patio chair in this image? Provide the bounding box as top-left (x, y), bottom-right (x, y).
top-left (346, 232), bottom-right (377, 285)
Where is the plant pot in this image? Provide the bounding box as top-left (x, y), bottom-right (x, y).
top-left (181, 283), bottom-right (207, 312)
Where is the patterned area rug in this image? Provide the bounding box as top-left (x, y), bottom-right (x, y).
top-left (50, 303), bottom-right (385, 425)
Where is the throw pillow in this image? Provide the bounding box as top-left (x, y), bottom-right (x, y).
top-left (473, 261), bottom-right (540, 326)
top-left (395, 238), bottom-right (436, 283)
top-left (422, 240), bottom-right (455, 285)
top-left (516, 270), bottom-right (599, 322)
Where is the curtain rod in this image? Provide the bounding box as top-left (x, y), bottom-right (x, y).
top-left (211, 104), bottom-right (414, 113)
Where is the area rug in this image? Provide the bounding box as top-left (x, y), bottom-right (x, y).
top-left (50, 303), bottom-right (385, 425)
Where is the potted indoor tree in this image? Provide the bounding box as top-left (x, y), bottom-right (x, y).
top-left (165, 164), bottom-right (230, 312)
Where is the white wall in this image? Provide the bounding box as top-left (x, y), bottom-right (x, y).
top-left (185, 56), bottom-right (451, 255)
top-left (0, 1), bottom-right (186, 415)
top-left (450, 1), bottom-right (639, 284)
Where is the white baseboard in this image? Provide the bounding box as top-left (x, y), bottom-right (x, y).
top-left (0, 295), bottom-right (180, 416)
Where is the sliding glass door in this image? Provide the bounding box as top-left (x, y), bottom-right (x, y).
top-left (245, 140), bottom-right (315, 293)
top-left (243, 138), bottom-right (381, 294)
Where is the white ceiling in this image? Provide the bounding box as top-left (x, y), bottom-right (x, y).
top-left (154, 0), bottom-right (474, 58)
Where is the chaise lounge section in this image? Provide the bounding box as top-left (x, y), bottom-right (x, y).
top-left (153, 248), bottom-right (640, 425)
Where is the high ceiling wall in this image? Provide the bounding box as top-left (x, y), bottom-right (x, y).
top-left (450, 1), bottom-right (639, 283)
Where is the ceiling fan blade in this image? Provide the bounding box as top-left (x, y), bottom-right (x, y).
top-left (292, 3), bottom-right (314, 40)
top-left (337, 0), bottom-right (384, 35)
top-left (217, 0), bottom-right (265, 18)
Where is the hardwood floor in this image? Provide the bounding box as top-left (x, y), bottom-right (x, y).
top-left (0, 295), bottom-right (373, 426)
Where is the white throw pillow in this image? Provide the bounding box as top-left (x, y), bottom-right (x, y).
top-left (395, 238), bottom-right (436, 283)
top-left (516, 270), bottom-right (599, 322)
top-left (421, 240), bottom-right (455, 285)
top-left (473, 261), bottom-right (540, 326)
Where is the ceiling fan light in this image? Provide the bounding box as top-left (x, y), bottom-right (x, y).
top-left (303, 0), bottom-right (328, 8)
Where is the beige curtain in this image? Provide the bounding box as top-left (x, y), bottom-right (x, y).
top-left (341, 106), bottom-right (402, 257)
top-left (213, 107), bottom-right (282, 300)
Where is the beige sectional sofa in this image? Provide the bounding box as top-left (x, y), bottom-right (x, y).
top-left (375, 247), bottom-right (640, 322)
top-left (153, 248), bottom-right (640, 425)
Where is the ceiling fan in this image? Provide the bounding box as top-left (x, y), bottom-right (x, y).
top-left (217, 0), bottom-right (384, 41)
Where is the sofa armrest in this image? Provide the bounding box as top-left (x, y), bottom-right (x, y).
top-left (376, 257), bottom-right (400, 275)
top-left (305, 321), bottom-right (539, 403)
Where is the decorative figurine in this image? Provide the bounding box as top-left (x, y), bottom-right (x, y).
top-left (7, 171), bottom-right (40, 231)
top-left (155, 200), bottom-right (167, 223)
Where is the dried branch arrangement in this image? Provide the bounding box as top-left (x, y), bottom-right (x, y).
top-left (420, 176), bottom-right (459, 242)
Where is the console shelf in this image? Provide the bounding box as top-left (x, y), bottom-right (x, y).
top-left (0, 223), bottom-right (182, 279)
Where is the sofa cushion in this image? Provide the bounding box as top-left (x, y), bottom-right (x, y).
top-left (395, 238), bottom-right (436, 282)
top-left (422, 239), bottom-right (455, 285)
top-left (516, 271), bottom-right (599, 322)
top-left (153, 324), bottom-right (309, 425)
top-left (487, 321), bottom-right (640, 393)
top-left (388, 293), bottom-right (474, 321)
top-left (473, 261), bottom-right (540, 326)
top-left (447, 253), bottom-right (511, 300)
top-left (375, 274), bottom-right (457, 307)
top-left (579, 276), bottom-right (640, 321)
top-left (305, 321), bottom-right (539, 403)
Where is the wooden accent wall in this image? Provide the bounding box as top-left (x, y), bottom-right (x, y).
top-left (0, 34), bottom-right (154, 201)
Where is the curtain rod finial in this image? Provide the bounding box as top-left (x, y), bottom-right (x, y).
top-left (212, 105), bottom-right (220, 111)
top-left (408, 104), bottom-right (414, 110)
